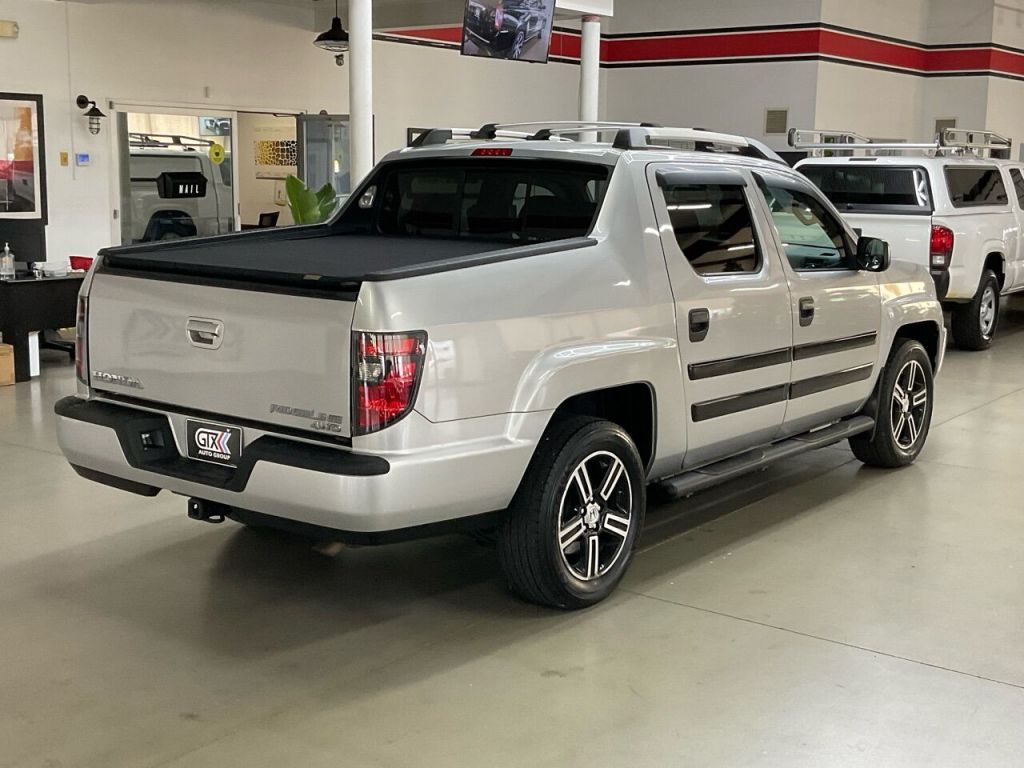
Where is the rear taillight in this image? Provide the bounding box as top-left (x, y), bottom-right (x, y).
top-left (75, 295), bottom-right (88, 386)
top-left (472, 147), bottom-right (513, 157)
top-left (352, 331), bottom-right (427, 436)
top-left (930, 225), bottom-right (954, 270)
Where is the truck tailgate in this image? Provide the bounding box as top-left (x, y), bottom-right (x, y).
top-left (836, 212), bottom-right (931, 268)
top-left (87, 273), bottom-right (354, 438)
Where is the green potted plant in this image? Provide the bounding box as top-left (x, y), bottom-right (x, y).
top-left (284, 175), bottom-right (338, 224)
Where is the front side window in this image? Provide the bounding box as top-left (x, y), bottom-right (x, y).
top-left (1009, 168), bottom-right (1024, 208)
top-left (945, 167), bottom-right (1008, 208)
top-left (660, 183), bottom-right (760, 275)
top-left (756, 176), bottom-right (854, 271)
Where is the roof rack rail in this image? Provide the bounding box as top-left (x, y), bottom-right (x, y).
top-left (789, 127), bottom-right (1012, 158)
top-left (612, 127), bottom-right (785, 164)
top-left (406, 121), bottom-right (786, 163)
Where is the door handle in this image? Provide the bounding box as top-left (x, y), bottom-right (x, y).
top-left (798, 297), bottom-right (815, 327)
top-left (688, 308), bottom-right (711, 342)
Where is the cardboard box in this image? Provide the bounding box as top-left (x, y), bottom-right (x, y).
top-left (0, 344), bottom-right (13, 386)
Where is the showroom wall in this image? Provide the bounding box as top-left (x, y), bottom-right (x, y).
top-left (0, 0), bottom-right (342, 260)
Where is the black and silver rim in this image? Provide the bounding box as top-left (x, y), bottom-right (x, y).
top-left (512, 32), bottom-right (525, 58)
top-left (557, 451), bottom-right (634, 581)
top-left (980, 284), bottom-right (997, 338)
top-left (891, 359), bottom-right (928, 450)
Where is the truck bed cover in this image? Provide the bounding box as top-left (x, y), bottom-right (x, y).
top-left (100, 226), bottom-right (594, 290)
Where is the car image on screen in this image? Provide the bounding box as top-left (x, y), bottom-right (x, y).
top-left (461, 0), bottom-right (556, 63)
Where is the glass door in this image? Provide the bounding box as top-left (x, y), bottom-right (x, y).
top-left (116, 109), bottom-right (236, 244)
top-left (297, 114), bottom-right (352, 200)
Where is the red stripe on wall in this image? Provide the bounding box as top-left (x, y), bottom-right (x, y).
top-left (381, 24), bottom-right (1024, 78)
top-left (603, 29), bottom-right (821, 63)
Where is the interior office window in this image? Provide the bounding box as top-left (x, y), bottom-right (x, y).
top-left (1008, 168), bottom-right (1024, 208)
top-left (755, 176), bottom-right (853, 270)
top-left (661, 184), bottom-right (760, 275)
top-left (945, 167), bottom-right (1008, 207)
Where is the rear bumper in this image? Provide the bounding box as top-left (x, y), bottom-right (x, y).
top-left (55, 396), bottom-right (543, 535)
top-left (930, 269), bottom-right (950, 301)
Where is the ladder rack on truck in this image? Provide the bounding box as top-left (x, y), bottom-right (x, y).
top-left (788, 127), bottom-right (1012, 158)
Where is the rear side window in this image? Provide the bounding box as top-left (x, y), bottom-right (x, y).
top-left (800, 165), bottom-right (932, 214)
top-left (371, 160), bottom-right (610, 243)
top-left (945, 167), bottom-right (1008, 208)
top-left (660, 184), bottom-right (760, 275)
top-left (1009, 168), bottom-right (1024, 208)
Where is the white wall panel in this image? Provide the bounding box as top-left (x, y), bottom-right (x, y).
top-left (607, 61), bottom-right (819, 150)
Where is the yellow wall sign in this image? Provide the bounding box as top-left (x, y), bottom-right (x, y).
top-left (208, 143), bottom-right (225, 165)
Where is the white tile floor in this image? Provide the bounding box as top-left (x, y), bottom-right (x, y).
top-left (2, 303), bottom-right (1024, 767)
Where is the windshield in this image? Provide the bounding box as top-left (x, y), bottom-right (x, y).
top-left (800, 164), bottom-right (933, 214)
top-left (337, 159), bottom-right (611, 243)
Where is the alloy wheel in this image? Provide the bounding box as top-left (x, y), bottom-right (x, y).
top-left (557, 450), bottom-right (634, 581)
top-left (890, 359), bottom-right (928, 450)
top-left (979, 285), bottom-right (997, 338)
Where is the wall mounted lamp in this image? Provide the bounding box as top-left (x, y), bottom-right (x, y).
top-left (314, 0), bottom-right (349, 66)
top-left (76, 94), bottom-right (106, 135)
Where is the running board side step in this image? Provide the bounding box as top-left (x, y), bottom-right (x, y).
top-left (654, 415), bottom-right (874, 500)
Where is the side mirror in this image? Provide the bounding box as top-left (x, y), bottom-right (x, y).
top-left (856, 236), bottom-right (890, 272)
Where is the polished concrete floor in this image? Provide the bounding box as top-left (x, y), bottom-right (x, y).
top-left (3, 306), bottom-right (1024, 768)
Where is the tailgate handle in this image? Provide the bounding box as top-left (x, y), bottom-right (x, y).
top-left (186, 318), bottom-right (224, 350)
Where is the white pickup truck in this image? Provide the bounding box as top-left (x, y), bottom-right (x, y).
top-left (794, 128), bottom-right (1024, 350)
top-left (56, 123), bottom-right (944, 609)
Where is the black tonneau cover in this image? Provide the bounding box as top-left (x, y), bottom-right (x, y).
top-left (100, 226), bottom-right (594, 291)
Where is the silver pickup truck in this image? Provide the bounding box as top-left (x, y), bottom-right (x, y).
top-left (56, 122), bottom-right (945, 609)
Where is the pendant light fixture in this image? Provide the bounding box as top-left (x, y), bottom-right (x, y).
top-left (314, 0), bottom-right (350, 66)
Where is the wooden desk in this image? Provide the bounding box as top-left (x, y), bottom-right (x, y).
top-left (0, 274), bottom-right (84, 382)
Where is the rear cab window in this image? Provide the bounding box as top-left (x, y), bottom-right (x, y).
top-left (944, 166), bottom-right (1008, 208)
top-left (659, 181), bottom-right (761, 275)
top-left (339, 159), bottom-right (611, 243)
top-left (799, 164), bottom-right (933, 215)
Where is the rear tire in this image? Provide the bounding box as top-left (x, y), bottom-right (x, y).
top-left (849, 339), bottom-right (933, 468)
top-left (498, 416), bottom-right (645, 610)
top-left (950, 269), bottom-right (999, 350)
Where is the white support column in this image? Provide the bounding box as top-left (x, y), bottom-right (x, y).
top-left (578, 14), bottom-right (601, 124)
top-left (348, 0), bottom-right (373, 185)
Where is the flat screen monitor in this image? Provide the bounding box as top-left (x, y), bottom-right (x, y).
top-left (461, 0), bottom-right (557, 64)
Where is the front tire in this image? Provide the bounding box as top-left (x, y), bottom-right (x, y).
top-left (850, 339), bottom-right (934, 468)
top-left (498, 416), bottom-right (645, 609)
top-left (950, 269), bottom-right (999, 350)
top-left (510, 30), bottom-right (526, 59)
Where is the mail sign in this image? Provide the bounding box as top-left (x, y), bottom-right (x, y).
top-left (157, 171), bottom-right (208, 199)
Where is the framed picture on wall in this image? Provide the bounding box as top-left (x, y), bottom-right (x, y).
top-left (0, 93), bottom-right (47, 222)
top-left (253, 125), bottom-right (298, 180)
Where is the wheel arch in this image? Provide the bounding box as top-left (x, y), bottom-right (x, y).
top-left (984, 251), bottom-right (1006, 289)
top-left (893, 320), bottom-right (942, 371)
top-left (544, 382), bottom-right (657, 474)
